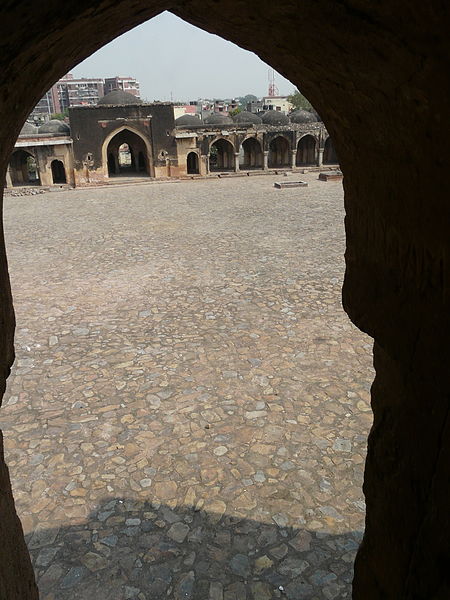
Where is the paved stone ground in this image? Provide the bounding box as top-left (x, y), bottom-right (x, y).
top-left (1, 173), bottom-right (373, 600)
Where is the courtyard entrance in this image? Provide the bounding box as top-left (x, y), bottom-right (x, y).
top-left (9, 150), bottom-right (40, 186)
top-left (296, 135), bottom-right (316, 166)
top-left (51, 159), bottom-right (66, 184)
top-left (209, 138), bottom-right (235, 171)
top-left (186, 151), bottom-right (199, 174)
top-left (106, 129), bottom-right (150, 177)
top-left (268, 136), bottom-right (290, 168)
top-left (240, 138), bottom-right (263, 169)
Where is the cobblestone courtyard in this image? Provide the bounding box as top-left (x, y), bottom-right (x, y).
top-left (1, 173), bottom-right (373, 599)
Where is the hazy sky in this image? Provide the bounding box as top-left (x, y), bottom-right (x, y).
top-left (72, 11), bottom-right (294, 102)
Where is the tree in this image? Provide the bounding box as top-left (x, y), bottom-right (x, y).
top-left (237, 94), bottom-right (258, 109)
top-left (287, 89), bottom-right (312, 111)
top-left (228, 107), bottom-right (241, 116)
top-left (51, 109), bottom-right (69, 120)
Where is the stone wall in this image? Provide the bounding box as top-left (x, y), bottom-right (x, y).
top-left (70, 103), bottom-right (177, 183)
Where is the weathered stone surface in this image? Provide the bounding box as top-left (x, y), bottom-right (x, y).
top-left (1, 177), bottom-right (371, 599)
top-left (167, 522), bottom-right (190, 543)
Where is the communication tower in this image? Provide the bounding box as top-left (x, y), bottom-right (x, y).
top-left (268, 69), bottom-right (279, 97)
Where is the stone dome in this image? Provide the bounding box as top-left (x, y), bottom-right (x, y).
top-left (204, 113), bottom-right (234, 125)
top-left (261, 111), bottom-right (290, 125)
top-left (98, 90), bottom-right (142, 106)
top-left (175, 114), bottom-right (202, 126)
top-left (38, 119), bottom-right (70, 134)
top-left (19, 121), bottom-right (38, 136)
top-left (232, 111), bottom-right (262, 124)
top-left (289, 109), bottom-right (317, 123)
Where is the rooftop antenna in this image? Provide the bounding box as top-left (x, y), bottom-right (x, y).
top-left (268, 69), bottom-right (279, 97)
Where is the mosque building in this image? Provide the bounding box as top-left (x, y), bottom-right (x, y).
top-left (6, 90), bottom-right (337, 188)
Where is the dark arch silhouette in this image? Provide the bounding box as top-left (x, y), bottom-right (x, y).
top-left (268, 135), bottom-right (290, 168)
top-left (296, 135), bottom-right (316, 166)
top-left (50, 159), bottom-right (66, 184)
top-left (240, 137), bottom-right (263, 169)
top-left (209, 138), bottom-right (234, 171)
top-left (186, 151), bottom-right (199, 174)
top-left (0, 3), bottom-right (448, 598)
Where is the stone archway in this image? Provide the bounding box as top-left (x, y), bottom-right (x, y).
top-left (296, 135), bottom-right (317, 166)
top-left (268, 135), bottom-right (290, 168)
top-left (0, 3), bottom-right (449, 599)
top-left (9, 150), bottom-right (40, 186)
top-left (51, 159), bottom-right (66, 184)
top-left (105, 129), bottom-right (149, 176)
top-left (186, 151), bottom-right (199, 174)
top-left (323, 137), bottom-right (338, 165)
top-left (209, 138), bottom-right (234, 171)
top-left (240, 137), bottom-right (263, 169)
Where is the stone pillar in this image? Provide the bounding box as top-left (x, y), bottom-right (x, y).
top-left (234, 152), bottom-right (240, 172)
top-left (263, 151), bottom-right (269, 170)
top-left (5, 169), bottom-right (12, 189)
top-left (200, 155), bottom-right (208, 176)
top-left (317, 148), bottom-right (324, 166)
top-left (290, 149), bottom-right (296, 169)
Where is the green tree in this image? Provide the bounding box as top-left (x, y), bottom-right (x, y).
top-left (228, 107), bottom-right (242, 116)
top-left (237, 94), bottom-right (258, 109)
top-left (51, 109), bottom-right (69, 120)
top-left (287, 89), bottom-right (312, 111)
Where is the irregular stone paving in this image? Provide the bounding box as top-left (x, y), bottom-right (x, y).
top-left (1, 173), bottom-right (373, 599)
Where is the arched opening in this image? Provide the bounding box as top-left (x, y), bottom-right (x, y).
top-left (240, 137), bottom-right (263, 169)
top-left (50, 159), bottom-right (66, 184)
top-left (296, 134), bottom-right (317, 166)
top-left (323, 137), bottom-right (338, 165)
top-left (209, 138), bottom-right (234, 171)
top-left (186, 151), bottom-right (199, 174)
top-left (106, 129), bottom-right (149, 177)
top-left (268, 135), bottom-right (290, 168)
top-left (118, 143), bottom-right (132, 170)
top-left (8, 150), bottom-right (40, 186)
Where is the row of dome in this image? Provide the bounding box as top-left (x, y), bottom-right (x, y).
top-left (95, 90), bottom-right (320, 125)
top-left (19, 86), bottom-right (318, 136)
top-left (176, 109), bottom-right (319, 127)
top-left (20, 120), bottom-right (70, 136)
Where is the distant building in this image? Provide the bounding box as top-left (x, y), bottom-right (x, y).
top-left (211, 99), bottom-right (238, 114)
top-left (30, 74), bottom-right (140, 119)
top-left (104, 77), bottom-right (140, 98)
top-left (31, 87), bottom-right (61, 117)
top-left (248, 96), bottom-right (293, 114)
top-left (60, 74), bottom-right (105, 109)
top-left (6, 120), bottom-right (74, 187)
top-left (173, 105), bottom-right (197, 119)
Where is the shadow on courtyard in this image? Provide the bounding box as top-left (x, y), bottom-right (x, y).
top-left (26, 497), bottom-right (361, 600)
